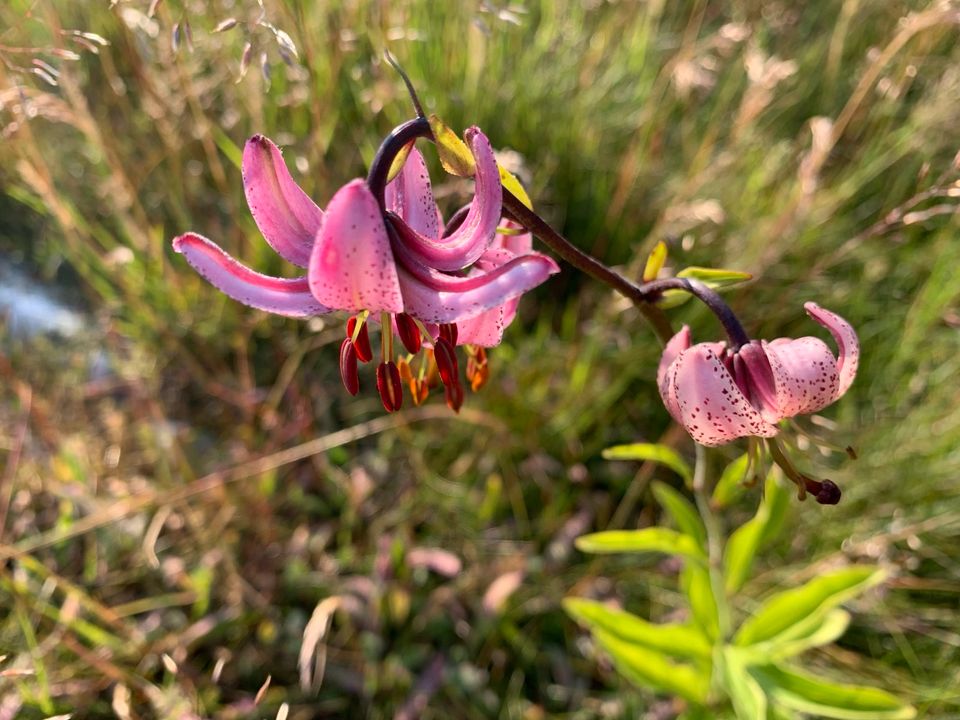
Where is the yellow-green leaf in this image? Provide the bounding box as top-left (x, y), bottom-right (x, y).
top-left (386, 141), bottom-right (415, 183)
top-left (576, 528), bottom-right (706, 562)
top-left (755, 664), bottom-right (916, 720)
top-left (676, 266), bottom-right (753, 284)
top-left (712, 453), bottom-right (751, 508)
top-left (643, 240), bottom-right (668, 282)
top-left (722, 648), bottom-right (767, 720)
top-left (735, 567), bottom-right (885, 646)
top-left (603, 443), bottom-right (692, 485)
top-left (564, 597), bottom-right (711, 660)
top-left (651, 482), bottom-right (706, 547)
top-left (428, 114), bottom-right (474, 176)
top-left (499, 165), bottom-right (532, 208)
top-left (682, 564), bottom-right (720, 642)
top-left (594, 629), bottom-right (711, 703)
top-left (723, 471), bottom-right (789, 594)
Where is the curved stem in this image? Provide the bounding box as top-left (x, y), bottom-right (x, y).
top-left (366, 116), bottom-right (433, 211)
top-left (368, 119), bottom-right (751, 346)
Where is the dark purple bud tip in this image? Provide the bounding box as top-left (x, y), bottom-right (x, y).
top-left (814, 479), bottom-right (842, 505)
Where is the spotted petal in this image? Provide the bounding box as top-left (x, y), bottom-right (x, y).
top-left (173, 233), bottom-right (329, 317)
top-left (672, 345), bottom-right (779, 446)
top-left (385, 147), bottom-right (440, 239)
top-left (763, 336), bottom-right (840, 417)
top-left (657, 326), bottom-right (691, 425)
top-left (308, 179), bottom-right (404, 314)
top-left (391, 127), bottom-right (501, 271)
top-left (243, 135), bottom-right (323, 268)
top-left (804, 302), bottom-right (859, 398)
top-left (390, 223), bottom-right (559, 324)
top-left (457, 306), bottom-right (507, 347)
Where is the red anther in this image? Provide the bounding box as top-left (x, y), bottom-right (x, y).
top-left (346, 316), bottom-right (373, 362)
top-left (433, 337), bottom-right (459, 387)
top-left (444, 379), bottom-right (464, 413)
top-left (395, 313), bottom-right (422, 355)
top-left (376, 361), bottom-right (403, 412)
top-left (339, 338), bottom-right (359, 396)
top-left (439, 322), bottom-right (458, 347)
top-left (805, 478), bottom-right (842, 505)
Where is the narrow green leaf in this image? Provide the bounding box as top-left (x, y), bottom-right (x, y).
top-left (681, 563), bottom-right (720, 642)
top-left (755, 664), bottom-right (916, 719)
top-left (386, 140), bottom-right (414, 183)
top-left (735, 567), bottom-right (885, 646)
top-left (651, 482), bottom-right (706, 548)
top-left (643, 240), bottom-right (668, 282)
top-left (722, 648), bottom-right (767, 720)
top-left (593, 629), bottom-right (710, 703)
top-left (736, 609), bottom-right (852, 664)
top-left (428, 114), bottom-right (533, 208)
top-left (499, 165), bottom-right (533, 209)
top-left (712, 453), bottom-right (751, 508)
top-left (576, 528), bottom-right (706, 562)
top-left (659, 268), bottom-right (752, 309)
top-left (428, 114), bottom-right (474, 176)
top-left (676, 266), bottom-right (753, 283)
top-left (603, 443), bottom-right (692, 485)
top-left (723, 472), bottom-right (789, 594)
top-left (212, 127), bottom-right (242, 170)
top-left (563, 597), bottom-right (711, 660)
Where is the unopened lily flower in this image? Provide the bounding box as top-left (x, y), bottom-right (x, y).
top-left (173, 126), bottom-right (558, 412)
top-left (657, 302), bottom-right (858, 445)
top-left (657, 301), bottom-right (858, 503)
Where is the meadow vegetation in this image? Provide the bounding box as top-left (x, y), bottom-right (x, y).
top-left (1, 0), bottom-right (960, 717)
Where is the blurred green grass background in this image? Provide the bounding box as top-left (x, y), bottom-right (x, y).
top-left (1, 0), bottom-right (960, 717)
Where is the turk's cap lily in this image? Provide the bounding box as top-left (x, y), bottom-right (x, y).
top-left (173, 125), bottom-right (559, 411)
top-left (657, 302), bottom-right (859, 446)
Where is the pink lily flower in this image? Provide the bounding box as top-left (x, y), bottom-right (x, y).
top-left (657, 302), bottom-right (859, 446)
top-left (173, 128), bottom-right (558, 411)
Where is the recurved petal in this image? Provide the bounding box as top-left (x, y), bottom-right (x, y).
top-left (172, 232), bottom-right (329, 317)
top-left (763, 336), bottom-right (840, 417)
top-left (390, 127), bottom-right (501, 271)
top-left (385, 147), bottom-right (440, 239)
top-left (392, 240), bottom-right (559, 324)
top-left (672, 345), bottom-right (779, 446)
top-left (243, 135), bottom-right (323, 268)
top-left (804, 302), bottom-right (859, 398)
top-left (308, 179), bottom-right (404, 314)
top-left (457, 306), bottom-right (507, 347)
top-left (657, 326), bottom-right (691, 424)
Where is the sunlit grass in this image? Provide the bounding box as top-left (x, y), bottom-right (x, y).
top-left (1, 0), bottom-right (960, 716)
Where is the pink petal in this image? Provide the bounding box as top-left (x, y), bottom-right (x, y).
top-left (763, 337), bottom-right (840, 417)
top-left (390, 127), bottom-right (501, 271)
top-left (658, 326), bottom-right (691, 425)
top-left (804, 302), bottom-right (859, 398)
top-left (457, 306), bottom-right (507, 347)
top-left (392, 237), bottom-right (559, 323)
top-left (672, 345), bottom-right (779, 446)
top-left (736, 342), bottom-right (781, 424)
top-left (243, 135), bottom-right (323, 268)
top-left (385, 147), bottom-right (440, 239)
top-left (172, 233), bottom-right (329, 317)
top-left (308, 180), bottom-right (404, 314)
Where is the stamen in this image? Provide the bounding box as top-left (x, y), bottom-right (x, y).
top-left (380, 311), bottom-right (394, 363)
top-left (439, 323), bottom-right (458, 347)
top-left (433, 337), bottom-right (459, 387)
top-left (395, 313), bottom-right (422, 354)
top-left (444, 379), bottom-right (464, 413)
top-left (347, 315), bottom-right (373, 363)
top-left (376, 361), bottom-right (403, 412)
top-left (339, 338), bottom-right (359, 395)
